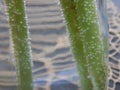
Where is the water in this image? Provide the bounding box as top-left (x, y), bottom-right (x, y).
top-left (0, 0), bottom-right (120, 90)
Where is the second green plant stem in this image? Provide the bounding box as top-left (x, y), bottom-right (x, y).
top-left (60, 0), bottom-right (108, 90)
top-left (60, 0), bottom-right (93, 90)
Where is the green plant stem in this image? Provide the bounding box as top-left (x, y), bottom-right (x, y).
top-left (75, 0), bottom-right (107, 90)
top-left (60, 0), bottom-right (108, 90)
top-left (5, 0), bottom-right (33, 90)
top-left (60, 0), bottom-right (93, 90)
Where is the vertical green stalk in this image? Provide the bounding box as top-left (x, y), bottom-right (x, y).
top-left (5, 0), bottom-right (33, 90)
top-left (60, 0), bottom-right (93, 90)
top-left (75, 0), bottom-right (107, 90)
top-left (60, 0), bottom-right (108, 90)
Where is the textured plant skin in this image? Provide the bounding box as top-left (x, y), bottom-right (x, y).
top-left (60, 0), bottom-right (93, 90)
top-left (5, 0), bottom-right (33, 90)
top-left (60, 0), bottom-right (108, 90)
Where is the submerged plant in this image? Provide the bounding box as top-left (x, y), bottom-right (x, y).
top-left (5, 0), bottom-right (33, 90)
top-left (4, 0), bottom-right (108, 90)
top-left (60, 0), bottom-right (108, 90)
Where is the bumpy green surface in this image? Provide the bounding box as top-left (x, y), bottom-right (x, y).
top-left (5, 0), bottom-right (33, 90)
top-left (60, 0), bottom-right (93, 90)
top-left (60, 0), bottom-right (107, 90)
